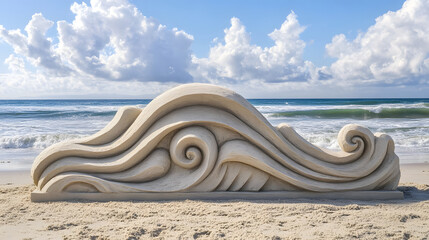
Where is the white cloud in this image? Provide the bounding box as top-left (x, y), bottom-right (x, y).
top-left (326, 0), bottom-right (429, 84)
top-left (55, 0), bottom-right (194, 82)
top-left (0, 13), bottom-right (70, 75)
top-left (4, 54), bottom-right (25, 73)
top-left (191, 12), bottom-right (314, 83)
top-left (0, 0), bottom-right (194, 83)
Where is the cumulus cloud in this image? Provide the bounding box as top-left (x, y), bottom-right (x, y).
top-left (0, 0), bottom-right (313, 94)
top-left (0, 0), bottom-right (194, 82)
top-left (326, 0), bottom-right (429, 84)
top-left (192, 12), bottom-right (314, 83)
top-left (56, 0), bottom-right (193, 82)
top-left (0, 14), bottom-right (71, 75)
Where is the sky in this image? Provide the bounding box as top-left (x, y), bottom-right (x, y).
top-left (0, 0), bottom-right (428, 99)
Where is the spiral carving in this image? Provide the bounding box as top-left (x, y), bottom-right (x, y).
top-left (170, 126), bottom-right (217, 170)
top-left (31, 83), bottom-right (400, 196)
top-left (337, 124), bottom-right (374, 153)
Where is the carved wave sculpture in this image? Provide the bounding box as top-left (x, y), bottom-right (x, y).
top-left (31, 83), bottom-right (402, 201)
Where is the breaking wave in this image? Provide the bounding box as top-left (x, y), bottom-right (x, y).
top-left (271, 107), bottom-right (429, 119)
top-left (0, 134), bottom-right (83, 149)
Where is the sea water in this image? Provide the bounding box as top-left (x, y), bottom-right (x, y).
top-left (0, 98), bottom-right (428, 170)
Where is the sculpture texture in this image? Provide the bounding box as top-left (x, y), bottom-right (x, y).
top-left (31, 84), bottom-right (402, 201)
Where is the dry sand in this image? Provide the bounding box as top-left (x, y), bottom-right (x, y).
top-left (0, 164), bottom-right (428, 240)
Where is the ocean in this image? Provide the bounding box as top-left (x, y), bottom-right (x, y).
top-left (1, 98), bottom-right (428, 170)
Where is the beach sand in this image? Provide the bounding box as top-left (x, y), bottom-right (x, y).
top-left (0, 164), bottom-right (428, 239)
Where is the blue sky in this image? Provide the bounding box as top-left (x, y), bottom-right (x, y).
top-left (0, 0), bottom-right (428, 98)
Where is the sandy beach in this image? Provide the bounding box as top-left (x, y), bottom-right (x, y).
top-left (0, 163), bottom-right (427, 240)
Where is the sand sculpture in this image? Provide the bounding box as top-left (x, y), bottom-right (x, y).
top-left (31, 84), bottom-right (402, 201)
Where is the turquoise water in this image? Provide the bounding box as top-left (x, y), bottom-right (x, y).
top-left (0, 98), bottom-right (428, 169)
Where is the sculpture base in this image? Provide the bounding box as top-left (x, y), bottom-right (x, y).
top-left (31, 190), bottom-right (404, 202)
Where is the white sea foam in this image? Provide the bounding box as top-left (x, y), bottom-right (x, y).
top-left (0, 134), bottom-right (84, 149)
top-left (255, 102), bottom-right (429, 114)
